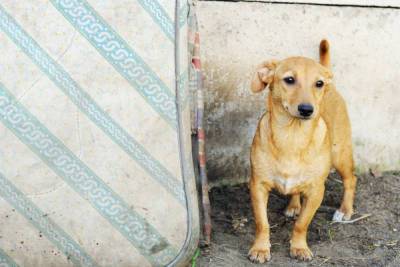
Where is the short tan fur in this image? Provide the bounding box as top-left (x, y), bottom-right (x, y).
top-left (248, 40), bottom-right (357, 263)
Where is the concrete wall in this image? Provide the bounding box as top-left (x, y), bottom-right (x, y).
top-left (196, 1), bottom-right (400, 185)
top-left (238, 0), bottom-right (400, 7)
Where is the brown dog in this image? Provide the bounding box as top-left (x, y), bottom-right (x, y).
top-left (248, 40), bottom-right (357, 263)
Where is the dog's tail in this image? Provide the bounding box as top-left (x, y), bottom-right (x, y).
top-left (319, 39), bottom-right (331, 69)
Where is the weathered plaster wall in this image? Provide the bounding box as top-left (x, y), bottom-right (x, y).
top-left (237, 0), bottom-right (400, 7)
top-left (197, 1), bottom-right (400, 185)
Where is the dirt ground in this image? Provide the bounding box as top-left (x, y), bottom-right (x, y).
top-left (197, 172), bottom-right (400, 266)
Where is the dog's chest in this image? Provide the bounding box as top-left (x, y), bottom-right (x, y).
top-left (269, 172), bottom-right (313, 195)
top-left (253, 115), bottom-right (330, 194)
top-left (265, 153), bottom-right (327, 194)
top-left (269, 163), bottom-right (318, 195)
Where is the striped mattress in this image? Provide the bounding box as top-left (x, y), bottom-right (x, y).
top-left (0, 1), bottom-right (200, 266)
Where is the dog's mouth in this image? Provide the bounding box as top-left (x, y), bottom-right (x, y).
top-left (291, 113), bottom-right (314, 120)
top-left (299, 115), bottom-right (312, 120)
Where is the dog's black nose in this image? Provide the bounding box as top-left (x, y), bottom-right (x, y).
top-left (298, 104), bottom-right (314, 117)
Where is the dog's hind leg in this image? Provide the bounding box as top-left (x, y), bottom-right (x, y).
top-left (320, 90), bottom-right (357, 221)
top-left (328, 108), bottom-right (357, 221)
top-left (318, 84), bottom-right (357, 220)
top-left (332, 152), bottom-right (357, 221)
top-left (285, 194), bottom-right (301, 218)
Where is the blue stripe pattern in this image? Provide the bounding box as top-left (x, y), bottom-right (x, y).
top-left (0, 173), bottom-right (97, 267)
top-left (50, 0), bottom-right (178, 128)
top-left (0, 85), bottom-right (177, 266)
top-left (0, 4), bottom-right (185, 204)
top-left (0, 248), bottom-right (18, 267)
top-left (178, 4), bottom-right (189, 27)
top-left (137, 0), bottom-right (174, 41)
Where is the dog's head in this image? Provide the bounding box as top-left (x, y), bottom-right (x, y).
top-left (251, 57), bottom-right (332, 120)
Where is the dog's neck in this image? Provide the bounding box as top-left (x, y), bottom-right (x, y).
top-left (266, 94), bottom-right (324, 157)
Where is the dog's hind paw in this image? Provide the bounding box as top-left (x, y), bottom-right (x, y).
top-left (332, 210), bottom-right (344, 222)
top-left (284, 206), bottom-right (301, 218)
top-left (332, 210), bottom-right (352, 222)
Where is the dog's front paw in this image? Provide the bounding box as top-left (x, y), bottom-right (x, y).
top-left (248, 244), bottom-right (271, 263)
top-left (290, 246), bottom-right (313, 261)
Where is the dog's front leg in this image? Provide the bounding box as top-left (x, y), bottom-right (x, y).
top-left (290, 183), bottom-right (324, 261)
top-left (248, 179), bottom-right (271, 263)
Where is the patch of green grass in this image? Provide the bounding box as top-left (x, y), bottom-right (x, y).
top-left (327, 227), bottom-right (335, 243)
top-left (191, 248), bottom-right (201, 267)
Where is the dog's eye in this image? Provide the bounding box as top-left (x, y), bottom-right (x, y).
top-left (283, 77), bottom-right (295, 85)
top-left (316, 80), bottom-right (324, 88)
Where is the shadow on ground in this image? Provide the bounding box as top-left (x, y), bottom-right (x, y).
top-left (198, 172), bottom-right (400, 266)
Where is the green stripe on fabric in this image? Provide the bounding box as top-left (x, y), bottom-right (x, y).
top-left (0, 85), bottom-right (177, 266)
top-left (137, 0), bottom-right (175, 41)
top-left (0, 173), bottom-right (98, 267)
top-left (50, 0), bottom-right (177, 128)
top-left (0, 4), bottom-right (185, 205)
top-left (0, 248), bottom-right (19, 267)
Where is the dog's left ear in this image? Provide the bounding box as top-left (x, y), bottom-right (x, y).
top-left (251, 60), bottom-right (278, 93)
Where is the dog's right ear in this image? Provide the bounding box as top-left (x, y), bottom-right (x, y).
top-left (250, 60), bottom-right (278, 93)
